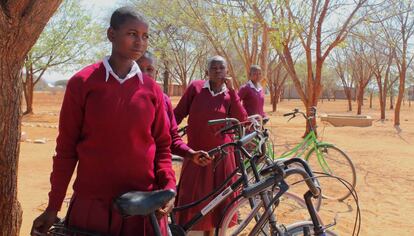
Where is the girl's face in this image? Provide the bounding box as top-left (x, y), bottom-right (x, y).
top-left (108, 18), bottom-right (149, 60)
top-left (250, 68), bottom-right (262, 83)
top-left (207, 60), bottom-right (228, 84)
top-left (137, 57), bottom-right (156, 79)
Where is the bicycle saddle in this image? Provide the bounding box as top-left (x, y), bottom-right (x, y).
top-left (114, 189), bottom-right (176, 216)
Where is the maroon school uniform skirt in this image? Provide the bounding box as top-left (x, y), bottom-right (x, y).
top-left (66, 193), bottom-right (169, 236)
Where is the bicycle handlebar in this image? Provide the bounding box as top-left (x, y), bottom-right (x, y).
top-left (285, 167), bottom-right (321, 197)
top-left (207, 117), bottom-right (241, 126)
top-left (207, 130), bottom-right (260, 157)
top-left (260, 157), bottom-right (321, 197)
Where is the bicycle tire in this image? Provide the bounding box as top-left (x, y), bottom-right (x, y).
top-left (260, 158), bottom-right (322, 212)
top-left (306, 144), bottom-right (356, 201)
top-left (285, 221), bottom-right (337, 235)
top-left (218, 191), bottom-right (322, 236)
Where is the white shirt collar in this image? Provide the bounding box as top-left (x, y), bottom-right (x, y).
top-left (102, 56), bottom-right (143, 84)
top-left (203, 80), bottom-right (228, 96)
top-left (247, 80), bottom-right (262, 92)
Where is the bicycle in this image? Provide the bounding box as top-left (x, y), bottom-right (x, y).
top-left (169, 119), bottom-right (322, 235)
top-left (48, 189), bottom-right (176, 236)
top-left (268, 107), bottom-right (356, 201)
top-left (217, 157), bottom-right (339, 236)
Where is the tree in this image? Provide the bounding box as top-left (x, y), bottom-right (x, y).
top-left (0, 1), bottom-right (63, 235)
top-left (362, 30), bottom-right (394, 120)
top-left (268, 56), bottom-right (289, 111)
top-left (348, 37), bottom-right (374, 115)
top-left (388, 0), bottom-right (414, 126)
top-left (22, 1), bottom-right (102, 114)
top-left (331, 49), bottom-right (355, 111)
top-left (272, 0), bottom-right (370, 134)
top-left (134, 0), bottom-right (208, 92)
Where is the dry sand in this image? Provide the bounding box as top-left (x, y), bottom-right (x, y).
top-left (18, 91), bottom-right (414, 235)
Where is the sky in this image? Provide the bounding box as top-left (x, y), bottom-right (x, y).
top-left (44, 0), bottom-right (131, 83)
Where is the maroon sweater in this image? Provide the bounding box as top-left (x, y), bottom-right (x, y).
top-left (47, 62), bottom-right (175, 211)
top-left (163, 93), bottom-right (190, 157)
top-left (238, 81), bottom-right (266, 117)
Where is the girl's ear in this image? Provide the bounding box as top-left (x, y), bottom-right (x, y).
top-left (107, 27), bottom-right (115, 42)
top-left (205, 69), bottom-right (209, 77)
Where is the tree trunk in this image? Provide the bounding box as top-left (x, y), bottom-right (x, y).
top-left (390, 90), bottom-right (394, 110)
top-left (356, 85), bottom-right (364, 115)
top-left (369, 91), bottom-right (373, 109)
top-left (394, 67), bottom-right (406, 126)
top-left (0, 2), bottom-right (62, 235)
top-left (0, 57), bottom-right (23, 236)
top-left (344, 87), bottom-right (353, 111)
top-left (23, 66), bottom-right (34, 115)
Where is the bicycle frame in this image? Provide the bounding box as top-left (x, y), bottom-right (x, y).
top-left (170, 137), bottom-right (278, 234)
top-left (267, 112), bottom-right (335, 175)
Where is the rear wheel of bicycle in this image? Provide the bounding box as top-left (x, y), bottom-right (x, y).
top-left (285, 221), bottom-right (337, 235)
top-left (306, 144), bottom-right (356, 201)
top-left (218, 191), bottom-right (322, 236)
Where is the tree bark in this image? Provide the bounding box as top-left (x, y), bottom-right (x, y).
top-left (369, 91), bottom-right (373, 109)
top-left (356, 85), bottom-right (365, 115)
top-left (394, 52), bottom-right (407, 125)
top-left (345, 88), bottom-right (353, 111)
top-left (0, 1), bottom-right (62, 235)
top-left (23, 63), bottom-right (34, 115)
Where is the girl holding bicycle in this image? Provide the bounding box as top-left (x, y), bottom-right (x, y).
top-left (136, 51), bottom-right (211, 167)
top-left (31, 7), bottom-right (175, 236)
top-left (174, 55), bottom-right (247, 236)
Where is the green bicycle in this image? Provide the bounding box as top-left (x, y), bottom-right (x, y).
top-left (267, 107), bottom-right (356, 201)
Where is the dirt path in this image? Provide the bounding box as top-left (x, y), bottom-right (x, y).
top-left (18, 92), bottom-right (414, 235)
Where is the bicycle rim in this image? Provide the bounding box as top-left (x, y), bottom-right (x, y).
top-left (306, 145), bottom-right (356, 201)
top-left (219, 192), bottom-right (322, 236)
top-left (285, 221), bottom-right (337, 236)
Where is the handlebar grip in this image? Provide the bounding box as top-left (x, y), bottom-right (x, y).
top-left (208, 118), bottom-right (240, 126)
top-left (237, 131), bottom-right (258, 147)
top-left (208, 119), bottom-right (228, 126)
top-left (283, 112), bottom-right (295, 117)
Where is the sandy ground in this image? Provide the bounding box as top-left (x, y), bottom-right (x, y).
top-left (18, 91), bottom-right (414, 235)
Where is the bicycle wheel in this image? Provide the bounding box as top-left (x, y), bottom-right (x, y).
top-left (172, 155), bottom-right (184, 182)
top-left (218, 192), bottom-right (322, 236)
top-left (306, 144), bottom-right (356, 201)
top-left (285, 221), bottom-right (337, 236)
top-left (252, 157), bottom-right (323, 211)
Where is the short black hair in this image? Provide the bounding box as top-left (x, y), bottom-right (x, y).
top-left (140, 51), bottom-right (154, 61)
top-left (110, 6), bottom-right (148, 30)
top-left (137, 50), bottom-right (157, 65)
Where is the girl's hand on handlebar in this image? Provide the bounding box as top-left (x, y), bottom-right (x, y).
top-left (187, 150), bottom-right (213, 166)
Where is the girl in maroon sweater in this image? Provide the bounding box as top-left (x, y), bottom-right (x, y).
top-left (137, 51), bottom-right (211, 166)
top-left (31, 7), bottom-right (175, 236)
top-left (173, 56), bottom-right (247, 236)
top-left (238, 65), bottom-right (266, 118)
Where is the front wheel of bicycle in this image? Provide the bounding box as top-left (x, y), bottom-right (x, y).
top-left (306, 144), bottom-right (356, 201)
top-left (218, 191), bottom-right (322, 236)
top-left (285, 221), bottom-right (338, 235)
